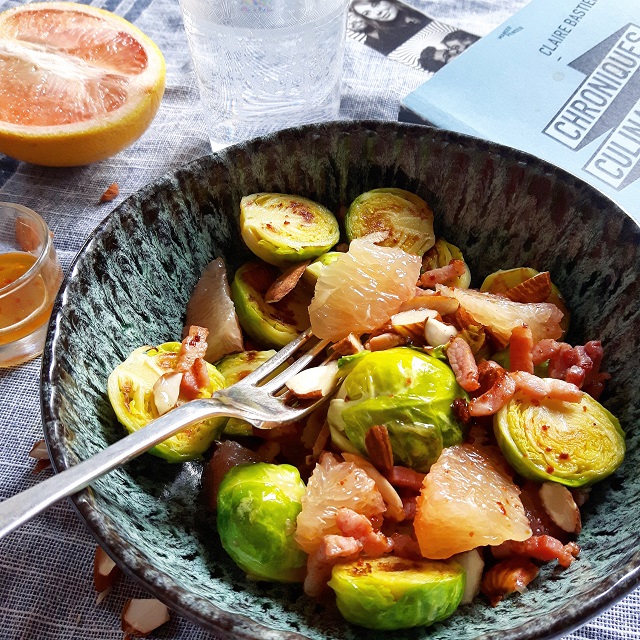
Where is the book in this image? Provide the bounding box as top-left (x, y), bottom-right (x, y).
top-left (399, 0), bottom-right (640, 224)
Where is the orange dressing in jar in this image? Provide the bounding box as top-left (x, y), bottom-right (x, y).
top-left (0, 251), bottom-right (52, 346)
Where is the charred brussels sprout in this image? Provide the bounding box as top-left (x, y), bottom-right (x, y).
top-left (345, 188), bottom-right (435, 256)
top-left (107, 342), bottom-right (227, 462)
top-left (216, 349), bottom-right (277, 436)
top-left (328, 556), bottom-right (464, 630)
top-left (302, 251), bottom-right (342, 286)
top-left (495, 392), bottom-right (625, 487)
top-left (422, 238), bottom-right (471, 288)
top-left (231, 262), bottom-right (312, 348)
top-left (327, 348), bottom-right (467, 472)
top-left (217, 463), bottom-right (307, 582)
top-left (240, 193), bottom-right (340, 266)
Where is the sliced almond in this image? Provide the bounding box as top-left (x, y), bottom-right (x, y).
top-left (391, 308), bottom-right (436, 343)
top-left (152, 371), bottom-right (183, 416)
top-left (539, 482), bottom-right (581, 534)
top-left (99, 182), bottom-right (120, 203)
top-left (29, 439), bottom-right (51, 473)
top-left (331, 333), bottom-right (364, 356)
top-left (285, 361), bottom-right (339, 399)
top-left (505, 272), bottom-right (552, 303)
top-left (93, 546), bottom-right (121, 593)
top-left (365, 332), bottom-right (406, 352)
top-left (121, 598), bottom-right (170, 637)
top-left (454, 548), bottom-right (485, 604)
top-left (265, 260), bottom-right (311, 303)
top-left (424, 317), bottom-right (458, 347)
top-left (364, 425), bottom-right (394, 474)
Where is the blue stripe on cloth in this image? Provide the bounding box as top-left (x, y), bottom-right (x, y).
top-left (102, 0), bottom-right (122, 12)
top-left (0, 157), bottom-right (19, 189)
top-left (124, 0), bottom-right (153, 22)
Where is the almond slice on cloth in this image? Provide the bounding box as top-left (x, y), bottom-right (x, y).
top-left (121, 598), bottom-right (170, 637)
top-left (539, 482), bottom-right (581, 534)
top-left (94, 546), bottom-right (121, 593)
top-left (28, 439), bottom-right (51, 473)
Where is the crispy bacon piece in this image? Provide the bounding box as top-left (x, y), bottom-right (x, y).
top-left (401, 495), bottom-right (417, 520)
top-left (304, 534), bottom-right (363, 598)
top-left (492, 535), bottom-right (580, 568)
top-left (336, 508), bottom-right (394, 557)
top-left (468, 361), bottom-right (516, 417)
top-left (390, 533), bottom-right (422, 560)
top-left (509, 325), bottom-right (534, 374)
top-left (447, 336), bottom-right (480, 392)
top-left (510, 370), bottom-right (582, 403)
top-left (418, 259), bottom-right (467, 288)
top-left (481, 557), bottom-right (539, 606)
top-left (177, 326), bottom-right (210, 400)
top-left (385, 466), bottom-right (426, 492)
top-left (531, 338), bottom-right (564, 365)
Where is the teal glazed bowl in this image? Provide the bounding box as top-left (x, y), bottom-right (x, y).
top-left (41, 121), bottom-right (640, 640)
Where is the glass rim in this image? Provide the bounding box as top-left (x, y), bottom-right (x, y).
top-left (0, 201), bottom-right (53, 296)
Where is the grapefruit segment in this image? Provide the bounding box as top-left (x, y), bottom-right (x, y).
top-left (414, 443), bottom-right (531, 559)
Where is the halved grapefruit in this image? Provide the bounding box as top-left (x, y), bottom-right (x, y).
top-left (0, 2), bottom-right (165, 166)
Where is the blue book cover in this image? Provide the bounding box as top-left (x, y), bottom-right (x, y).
top-left (400, 0), bottom-right (640, 223)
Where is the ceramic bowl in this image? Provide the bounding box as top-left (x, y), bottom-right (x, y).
top-left (41, 121), bottom-right (640, 640)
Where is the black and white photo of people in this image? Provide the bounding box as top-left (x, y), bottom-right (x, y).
top-left (347, 0), bottom-right (479, 74)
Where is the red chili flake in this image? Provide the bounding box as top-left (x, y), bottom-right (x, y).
top-left (469, 531), bottom-right (475, 537)
top-left (541, 425), bottom-right (549, 431)
top-left (546, 466), bottom-right (555, 474)
top-left (496, 501), bottom-right (507, 515)
top-left (583, 406), bottom-right (587, 412)
top-left (559, 453), bottom-right (570, 460)
top-left (531, 399), bottom-right (540, 406)
top-left (545, 446), bottom-right (552, 452)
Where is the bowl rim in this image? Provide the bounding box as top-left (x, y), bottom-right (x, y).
top-left (40, 119), bottom-right (640, 640)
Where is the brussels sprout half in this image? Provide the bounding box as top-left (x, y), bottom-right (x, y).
top-left (216, 349), bottom-right (277, 436)
top-left (240, 193), bottom-right (340, 266)
top-left (217, 462), bottom-right (307, 582)
top-left (345, 188), bottom-right (435, 256)
top-left (302, 251), bottom-right (342, 286)
top-left (494, 392), bottom-right (625, 487)
top-left (422, 238), bottom-right (471, 288)
top-left (328, 347), bottom-right (468, 472)
top-left (107, 342), bottom-right (227, 463)
top-left (231, 262), bottom-right (312, 348)
top-left (329, 556), bottom-right (465, 630)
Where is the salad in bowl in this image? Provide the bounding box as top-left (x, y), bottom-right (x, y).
top-left (106, 187), bottom-right (625, 631)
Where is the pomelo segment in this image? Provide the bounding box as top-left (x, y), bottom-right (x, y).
top-left (415, 443), bottom-right (531, 559)
top-left (309, 237), bottom-right (421, 341)
top-left (0, 2), bottom-right (165, 165)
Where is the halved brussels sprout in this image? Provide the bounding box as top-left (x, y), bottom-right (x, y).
top-left (107, 342), bottom-right (227, 462)
top-left (302, 251), bottom-right (342, 286)
top-left (481, 267), bottom-right (570, 334)
top-left (216, 349), bottom-right (277, 436)
top-left (345, 188), bottom-right (435, 256)
top-left (328, 348), bottom-right (468, 472)
top-left (328, 556), bottom-right (464, 630)
top-left (231, 262), bottom-right (312, 348)
top-left (494, 392), bottom-right (625, 487)
top-left (422, 238), bottom-right (471, 288)
top-left (240, 193), bottom-right (340, 266)
top-left (217, 462), bottom-right (307, 582)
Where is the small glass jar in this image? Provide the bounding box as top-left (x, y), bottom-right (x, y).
top-left (0, 203), bottom-right (63, 366)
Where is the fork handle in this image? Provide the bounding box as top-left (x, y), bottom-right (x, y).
top-left (0, 398), bottom-right (233, 540)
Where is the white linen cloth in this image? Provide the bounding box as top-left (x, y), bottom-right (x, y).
top-left (0, 0), bottom-right (638, 638)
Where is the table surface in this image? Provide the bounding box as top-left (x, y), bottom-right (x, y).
top-left (0, 0), bottom-right (638, 638)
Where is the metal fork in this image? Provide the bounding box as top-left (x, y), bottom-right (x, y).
top-left (0, 328), bottom-right (332, 540)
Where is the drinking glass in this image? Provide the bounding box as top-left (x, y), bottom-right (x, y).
top-left (0, 203), bottom-right (63, 367)
top-left (179, 0), bottom-right (350, 151)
